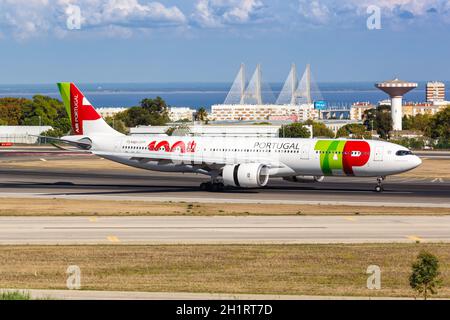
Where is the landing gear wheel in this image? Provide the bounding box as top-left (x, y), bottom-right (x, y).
top-left (374, 176), bottom-right (385, 193)
top-left (200, 182), bottom-right (208, 191)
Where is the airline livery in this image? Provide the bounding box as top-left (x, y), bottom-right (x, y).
top-left (52, 83), bottom-right (422, 192)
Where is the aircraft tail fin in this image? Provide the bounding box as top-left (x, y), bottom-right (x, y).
top-left (57, 82), bottom-right (123, 137)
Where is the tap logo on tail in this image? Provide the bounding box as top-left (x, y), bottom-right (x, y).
top-left (58, 83), bottom-right (101, 135)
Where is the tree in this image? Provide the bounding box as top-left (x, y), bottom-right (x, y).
top-left (403, 114), bottom-right (431, 132)
top-left (279, 123), bottom-right (310, 138)
top-left (195, 107), bottom-right (208, 123)
top-left (390, 137), bottom-right (425, 150)
top-left (426, 106), bottom-right (450, 142)
top-left (304, 120), bottom-right (335, 138)
top-left (166, 123), bottom-right (191, 136)
top-left (409, 251), bottom-right (441, 300)
top-left (336, 124), bottom-right (372, 139)
top-left (140, 96), bottom-right (170, 125)
top-left (105, 116), bottom-right (128, 134)
top-left (363, 105), bottom-right (392, 139)
top-left (0, 97), bottom-right (26, 125)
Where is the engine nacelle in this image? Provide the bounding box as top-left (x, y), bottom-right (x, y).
top-left (222, 163), bottom-right (270, 188)
top-left (283, 175), bottom-right (324, 183)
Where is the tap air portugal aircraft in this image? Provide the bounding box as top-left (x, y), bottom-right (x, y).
top-left (51, 82), bottom-right (422, 192)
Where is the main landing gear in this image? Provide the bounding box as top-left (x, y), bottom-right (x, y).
top-left (374, 176), bottom-right (385, 193)
top-left (200, 181), bottom-right (225, 192)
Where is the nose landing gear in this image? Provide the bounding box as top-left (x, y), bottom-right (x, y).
top-left (374, 176), bottom-right (385, 193)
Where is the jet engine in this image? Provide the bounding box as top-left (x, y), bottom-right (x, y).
top-left (222, 163), bottom-right (270, 188)
top-left (283, 175), bottom-right (324, 183)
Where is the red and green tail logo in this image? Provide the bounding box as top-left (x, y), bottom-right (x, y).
top-left (57, 82), bottom-right (101, 135)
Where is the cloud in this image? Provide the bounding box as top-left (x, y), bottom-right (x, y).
top-left (0, 0), bottom-right (187, 40)
top-left (296, 0), bottom-right (450, 27)
top-left (73, 0), bottom-right (187, 28)
top-left (192, 0), bottom-right (267, 28)
top-left (298, 0), bottom-right (331, 25)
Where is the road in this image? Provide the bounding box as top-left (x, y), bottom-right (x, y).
top-left (0, 167), bottom-right (449, 207)
top-left (0, 216), bottom-right (449, 244)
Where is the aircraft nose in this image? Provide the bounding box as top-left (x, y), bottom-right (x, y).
top-left (411, 156), bottom-right (422, 169)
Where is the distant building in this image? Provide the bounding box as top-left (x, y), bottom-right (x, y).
top-left (350, 102), bottom-right (375, 121)
top-left (426, 81), bottom-right (445, 103)
top-left (210, 104), bottom-right (319, 122)
top-left (97, 107), bottom-right (126, 118)
top-left (168, 107), bottom-right (196, 122)
top-left (402, 102), bottom-right (447, 117)
top-left (0, 126), bottom-right (52, 144)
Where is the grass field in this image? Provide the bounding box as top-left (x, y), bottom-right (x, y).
top-left (0, 198), bottom-right (449, 216)
top-left (0, 244), bottom-right (449, 298)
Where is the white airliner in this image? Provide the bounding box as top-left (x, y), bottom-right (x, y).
top-left (51, 83), bottom-right (422, 192)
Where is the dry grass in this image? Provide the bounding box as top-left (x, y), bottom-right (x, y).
top-left (0, 244), bottom-right (449, 298)
top-left (0, 198), bottom-right (449, 216)
top-left (400, 158), bottom-right (450, 178)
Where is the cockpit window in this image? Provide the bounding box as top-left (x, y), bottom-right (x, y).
top-left (396, 150), bottom-right (413, 156)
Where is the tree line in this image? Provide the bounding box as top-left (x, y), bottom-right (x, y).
top-left (0, 95), bottom-right (173, 136)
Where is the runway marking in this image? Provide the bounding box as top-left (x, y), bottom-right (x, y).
top-left (39, 158), bottom-right (47, 162)
top-left (431, 178), bottom-right (444, 183)
top-left (407, 235), bottom-right (423, 242)
top-left (344, 217), bottom-right (356, 222)
top-left (107, 236), bottom-right (120, 243)
top-left (89, 217), bottom-right (97, 222)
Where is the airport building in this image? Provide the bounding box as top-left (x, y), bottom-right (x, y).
top-left (0, 126), bottom-right (52, 144)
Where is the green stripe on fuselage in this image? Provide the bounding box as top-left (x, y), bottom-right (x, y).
top-left (315, 140), bottom-right (346, 175)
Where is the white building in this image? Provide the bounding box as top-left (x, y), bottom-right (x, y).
top-left (97, 107), bottom-right (127, 118)
top-left (169, 107), bottom-right (196, 122)
top-left (211, 104), bottom-right (319, 122)
top-left (0, 126), bottom-right (52, 144)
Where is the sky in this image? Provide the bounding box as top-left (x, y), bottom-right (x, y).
top-left (0, 0), bottom-right (449, 84)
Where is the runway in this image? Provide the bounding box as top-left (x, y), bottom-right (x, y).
top-left (0, 167), bottom-right (449, 207)
top-left (0, 215), bottom-right (449, 244)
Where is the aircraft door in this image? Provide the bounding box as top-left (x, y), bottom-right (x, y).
top-left (374, 146), bottom-right (383, 161)
top-left (301, 144), bottom-right (310, 160)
